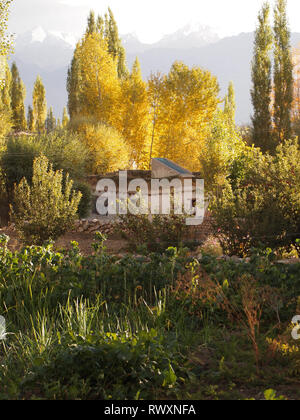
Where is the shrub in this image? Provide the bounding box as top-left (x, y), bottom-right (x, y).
top-left (199, 236), bottom-right (223, 257)
top-left (1, 131), bottom-right (89, 197)
top-left (11, 155), bottom-right (82, 245)
top-left (1, 134), bottom-right (42, 197)
top-left (72, 181), bottom-right (92, 219)
top-left (211, 141), bottom-right (300, 256)
top-left (116, 213), bottom-right (187, 252)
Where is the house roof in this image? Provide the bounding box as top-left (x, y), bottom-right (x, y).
top-left (152, 158), bottom-right (194, 178)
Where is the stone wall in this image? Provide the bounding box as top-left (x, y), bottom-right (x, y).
top-left (5, 215), bottom-right (214, 242)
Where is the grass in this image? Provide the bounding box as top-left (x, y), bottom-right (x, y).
top-left (0, 233), bottom-right (300, 399)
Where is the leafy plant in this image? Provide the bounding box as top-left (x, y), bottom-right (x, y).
top-left (116, 212), bottom-right (187, 252)
top-left (11, 155), bottom-right (82, 245)
top-left (211, 140), bottom-right (300, 256)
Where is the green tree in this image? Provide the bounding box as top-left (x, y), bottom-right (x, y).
top-left (251, 2), bottom-right (273, 152)
top-left (67, 53), bottom-right (82, 121)
top-left (106, 8), bottom-right (128, 78)
top-left (27, 105), bottom-right (34, 132)
top-left (10, 62), bottom-right (27, 131)
top-left (45, 107), bottom-right (56, 133)
top-left (273, 0), bottom-right (293, 143)
top-left (32, 75), bottom-right (47, 133)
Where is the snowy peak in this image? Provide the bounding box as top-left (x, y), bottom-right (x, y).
top-left (48, 31), bottom-right (77, 48)
top-left (15, 27), bottom-right (76, 49)
top-left (121, 24), bottom-right (220, 54)
top-left (156, 23), bottom-right (220, 49)
top-left (31, 26), bottom-right (47, 43)
top-left (12, 23), bottom-right (219, 73)
top-left (13, 27), bottom-right (75, 72)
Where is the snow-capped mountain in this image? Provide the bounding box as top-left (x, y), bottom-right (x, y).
top-left (14, 27), bottom-right (75, 71)
top-left (10, 25), bottom-right (300, 124)
top-left (153, 23), bottom-right (219, 49)
top-left (121, 23), bottom-right (219, 54)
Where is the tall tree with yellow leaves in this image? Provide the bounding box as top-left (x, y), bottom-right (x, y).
top-left (74, 33), bottom-right (121, 129)
top-left (121, 58), bottom-right (149, 167)
top-left (62, 106), bottom-right (69, 128)
top-left (147, 72), bottom-right (165, 168)
top-left (156, 62), bottom-right (219, 170)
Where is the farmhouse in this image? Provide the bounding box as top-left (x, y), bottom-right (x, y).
top-left (84, 158), bottom-right (212, 241)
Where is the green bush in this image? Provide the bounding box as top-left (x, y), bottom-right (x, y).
top-left (1, 135), bottom-right (42, 197)
top-left (116, 213), bottom-right (187, 252)
top-left (211, 140), bottom-right (300, 256)
top-left (11, 155), bottom-right (82, 245)
top-left (1, 130), bottom-right (89, 197)
top-left (72, 181), bottom-right (92, 219)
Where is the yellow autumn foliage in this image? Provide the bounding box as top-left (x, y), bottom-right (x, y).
top-left (120, 58), bottom-right (150, 168)
top-left (75, 33), bottom-right (121, 128)
top-left (148, 62), bottom-right (220, 171)
top-left (83, 123), bottom-right (129, 174)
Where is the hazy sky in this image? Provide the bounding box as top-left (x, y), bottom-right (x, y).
top-left (8, 0), bottom-right (300, 43)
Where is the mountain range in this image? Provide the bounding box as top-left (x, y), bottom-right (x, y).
top-left (10, 25), bottom-right (300, 124)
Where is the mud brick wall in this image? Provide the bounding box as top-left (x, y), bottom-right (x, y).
top-left (185, 215), bottom-right (214, 242)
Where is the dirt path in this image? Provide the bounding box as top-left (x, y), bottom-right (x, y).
top-left (0, 228), bottom-right (128, 255)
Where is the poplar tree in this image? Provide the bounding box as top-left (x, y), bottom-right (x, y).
top-left (27, 106), bottom-right (34, 132)
top-left (67, 53), bottom-right (81, 121)
top-left (10, 62), bottom-right (27, 131)
top-left (0, 60), bottom-right (11, 111)
top-left (224, 81), bottom-right (236, 125)
top-left (32, 75), bottom-right (47, 133)
top-left (273, 0), bottom-right (293, 142)
top-left (121, 57), bottom-right (149, 167)
top-left (56, 118), bottom-right (62, 130)
top-left (96, 15), bottom-right (104, 38)
top-left (106, 8), bottom-right (128, 78)
top-left (62, 106), bottom-right (69, 128)
top-left (0, 59), bottom-right (12, 137)
top-left (45, 107), bottom-right (56, 133)
top-left (86, 10), bottom-right (96, 35)
top-left (251, 2), bottom-right (273, 152)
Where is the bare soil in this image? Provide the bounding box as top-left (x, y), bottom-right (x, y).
top-left (0, 228), bottom-right (128, 255)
